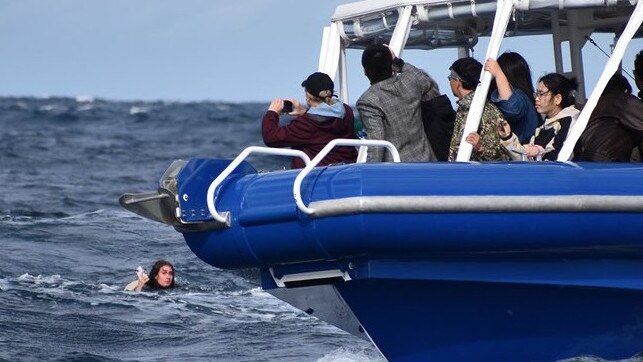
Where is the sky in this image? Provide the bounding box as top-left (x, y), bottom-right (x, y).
top-left (0, 0), bottom-right (641, 104)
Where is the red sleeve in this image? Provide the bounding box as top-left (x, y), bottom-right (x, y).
top-left (261, 111), bottom-right (314, 147)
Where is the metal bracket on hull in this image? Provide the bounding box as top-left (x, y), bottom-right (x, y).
top-left (269, 267), bottom-right (352, 288)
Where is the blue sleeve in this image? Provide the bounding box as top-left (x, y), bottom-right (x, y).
top-left (490, 88), bottom-right (529, 119)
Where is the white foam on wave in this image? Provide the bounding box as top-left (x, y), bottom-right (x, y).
top-left (75, 95), bottom-right (95, 103)
top-left (317, 346), bottom-right (386, 362)
top-left (129, 106), bottom-right (149, 115)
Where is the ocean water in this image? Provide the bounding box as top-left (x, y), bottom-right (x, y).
top-left (0, 97), bottom-right (382, 361)
top-left (2, 96), bottom-right (642, 362)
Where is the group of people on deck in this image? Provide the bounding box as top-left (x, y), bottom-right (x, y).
top-left (261, 44), bottom-right (643, 167)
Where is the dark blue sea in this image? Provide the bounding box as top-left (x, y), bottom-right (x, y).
top-left (0, 96), bottom-right (382, 361)
top-left (2, 96), bottom-right (642, 362)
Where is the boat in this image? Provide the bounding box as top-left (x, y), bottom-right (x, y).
top-left (120, 0), bottom-right (643, 360)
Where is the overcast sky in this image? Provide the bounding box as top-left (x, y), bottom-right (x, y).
top-left (0, 1), bottom-right (641, 103)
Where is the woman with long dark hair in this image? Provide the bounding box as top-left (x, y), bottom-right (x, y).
top-left (125, 259), bottom-right (176, 292)
top-left (485, 52), bottom-right (540, 143)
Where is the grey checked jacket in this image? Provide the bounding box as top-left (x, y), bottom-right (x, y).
top-left (357, 62), bottom-right (440, 162)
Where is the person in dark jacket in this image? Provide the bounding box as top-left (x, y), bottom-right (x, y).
top-left (420, 94), bottom-right (456, 161)
top-left (635, 51), bottom-right (643, 101)
top-left (578, 73), bottom-right (643, 162)
top-left (262, 72), bottom-right (357, 169)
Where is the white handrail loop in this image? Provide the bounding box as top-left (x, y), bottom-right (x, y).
top-left (206, 146), bottom-right (311, 225)
top-left (293, 138), bottom-right (400, 215)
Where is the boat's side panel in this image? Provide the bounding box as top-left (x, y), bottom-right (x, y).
top-left (335, 278), bottom-right (643, 361)
top-left (183, 162), bottom-right (643, 269)
top-left (261, 256), bottom-right (643, 361)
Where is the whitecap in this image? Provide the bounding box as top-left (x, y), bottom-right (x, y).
top-left (129, 106), bottom-right (149, 115)
top-left (75, 95), bottom-right (95, 103)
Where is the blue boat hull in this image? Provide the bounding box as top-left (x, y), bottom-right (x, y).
top-left (335, 272), bottom-right (643, 361)
top-left (128, 160), bottom-right (643, 360)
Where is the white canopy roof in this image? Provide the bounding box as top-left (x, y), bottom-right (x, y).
top-left (331, 0), bottom-right (640, 50)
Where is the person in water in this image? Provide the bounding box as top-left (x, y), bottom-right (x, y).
top-left (125, 259), bottom-right (176, 292)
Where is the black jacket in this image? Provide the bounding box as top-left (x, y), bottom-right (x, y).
top-left (578, 93), bottom-right (643, 162)
top-left (421, 95), bottom-right (456, 161)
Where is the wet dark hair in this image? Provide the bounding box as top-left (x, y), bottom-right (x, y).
top-left (146, 260), bottom-right (175, 290)
top-left (494, 52), bottom-right (535, 104)
top-left (538, 73), bottom-right (578, 108)
top-left (635, 51), bottom-right (643, 79)
top-left (603, 73), bottom-right (632, 95)
top-left (450, 57), bottom-right (482, 90)
top-left (362, 44), bottom-right (393, 84)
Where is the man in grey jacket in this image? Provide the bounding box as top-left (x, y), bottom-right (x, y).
top-left (357, 44), bottom-right (440, 162)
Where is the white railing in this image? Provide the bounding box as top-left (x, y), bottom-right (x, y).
top-left (293, 139), bottom-right (399, 215)
top-left (206, 147), bottom-right (311, 225)
top-left (455, 0), bottom-right (515, 162)
top-left (206, 140), bottom-right (399, 225)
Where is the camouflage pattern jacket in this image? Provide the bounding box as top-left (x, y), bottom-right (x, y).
top-left (448, 91), bottom-right (511, 161)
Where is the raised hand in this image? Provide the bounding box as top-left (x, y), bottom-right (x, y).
top-left (268, 98), bottom-right (284, 113)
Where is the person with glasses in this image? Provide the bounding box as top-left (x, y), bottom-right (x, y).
top-left (485, 52), bottom-right (540, 143)
top-left (499, 73), bottom-right (580, 161)
top-left (447, 57), bottom-right (510, 161)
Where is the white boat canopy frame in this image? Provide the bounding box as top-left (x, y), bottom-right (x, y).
top-left (318, 0), bottom-right (643, 161)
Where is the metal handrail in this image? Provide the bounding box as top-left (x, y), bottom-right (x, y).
top-left (293, 138), bottom-right (400, 215)
top-left (206, 146), bottom-right (311, 225)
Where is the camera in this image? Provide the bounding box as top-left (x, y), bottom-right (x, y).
top-left (282, 100), bottom-right (293, 113)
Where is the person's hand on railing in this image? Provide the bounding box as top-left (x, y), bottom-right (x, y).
top-left (484, 58), bottom-right (501, 79)
top-left (465, 132), bottom-right (483, 153)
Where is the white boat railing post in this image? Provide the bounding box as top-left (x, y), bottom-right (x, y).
top-left (388, 5), bottom-right (414, 57)
top-left (455, 0), bottom-right (515, 162)
top-left (206, 147), bottom-right (311, 225)
top-left (557, 0), bottom-right (643, 161)
top-left (293, 139), bottom-right (399, 215)
top-left (318, 22), bottom-right (341, 81)
top-left (339, 42), bottom-right (349, 103)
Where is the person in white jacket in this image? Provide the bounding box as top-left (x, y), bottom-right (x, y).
top-left (499, 73), bottom-right (580, 161)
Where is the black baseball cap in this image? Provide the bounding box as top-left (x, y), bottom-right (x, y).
top-left (301, 72), bottom-right (334, 99)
